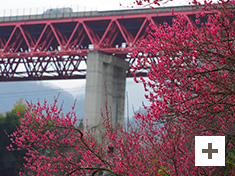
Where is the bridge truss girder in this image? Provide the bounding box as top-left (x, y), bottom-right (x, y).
top-left (0, 8), bottom-right (206, 81)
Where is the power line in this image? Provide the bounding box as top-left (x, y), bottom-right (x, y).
top-left (0, 87), bottom-right (80, 96)
top-left (0, 80), bottom-right (139, 99)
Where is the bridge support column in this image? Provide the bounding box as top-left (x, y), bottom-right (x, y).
top-left (84, 51), bottom-right (129, 141)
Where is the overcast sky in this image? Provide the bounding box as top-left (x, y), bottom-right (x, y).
top-left (0, 0), bottom-right (128, 11)
top-left (0, 0), bottom-right (190, 13)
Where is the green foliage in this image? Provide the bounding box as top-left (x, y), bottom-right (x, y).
top-left (2, 99), bottom-right (25, 134)
top-left (157, 166), bottom-right (168, 176)
top-left (0, 98), bottom-right (27, 175)
top-left (227, 148), bottom-right (235, 166)
top-left (11, 98), bottom-right (26, 116)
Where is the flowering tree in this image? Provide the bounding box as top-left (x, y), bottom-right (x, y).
top-left (7, 0), bottom-right (235, 175)
top-left (131, 0), bottom-right (235, 174)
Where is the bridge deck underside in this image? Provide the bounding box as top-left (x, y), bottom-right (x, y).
top-left (0, 7), bottom-right (209, 81)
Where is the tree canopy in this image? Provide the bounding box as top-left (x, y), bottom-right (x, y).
top-left (7, 0), bottom-right (235, 175)
top-left (0, 99), bottom-right (27, 176)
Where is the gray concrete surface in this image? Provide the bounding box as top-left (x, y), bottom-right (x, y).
top-left (84, 51), bottom-right (129, 141)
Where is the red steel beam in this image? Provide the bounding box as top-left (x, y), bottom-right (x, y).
top-left (0, 6), bottom-right (214, 81)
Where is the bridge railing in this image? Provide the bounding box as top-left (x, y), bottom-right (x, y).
top-left (0, 4), bottom-right (97, 19)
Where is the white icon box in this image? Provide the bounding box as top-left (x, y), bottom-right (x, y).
top-left (195, 136), bottom-right (225, 166)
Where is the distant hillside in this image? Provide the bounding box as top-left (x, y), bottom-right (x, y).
top-left (0, 81), bottom-right (84, 119)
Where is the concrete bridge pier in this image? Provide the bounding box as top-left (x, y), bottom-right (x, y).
top-left (84, 51), bottom-right (129, 141)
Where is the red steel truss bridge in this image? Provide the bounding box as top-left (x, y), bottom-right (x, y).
top-left (0, 6), bottom-right (206, 81)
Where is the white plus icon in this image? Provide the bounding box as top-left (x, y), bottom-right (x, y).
top-left (195, 136), bottom-right (225, 166)
top-left (202, 143), bottom-right (218, 159)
